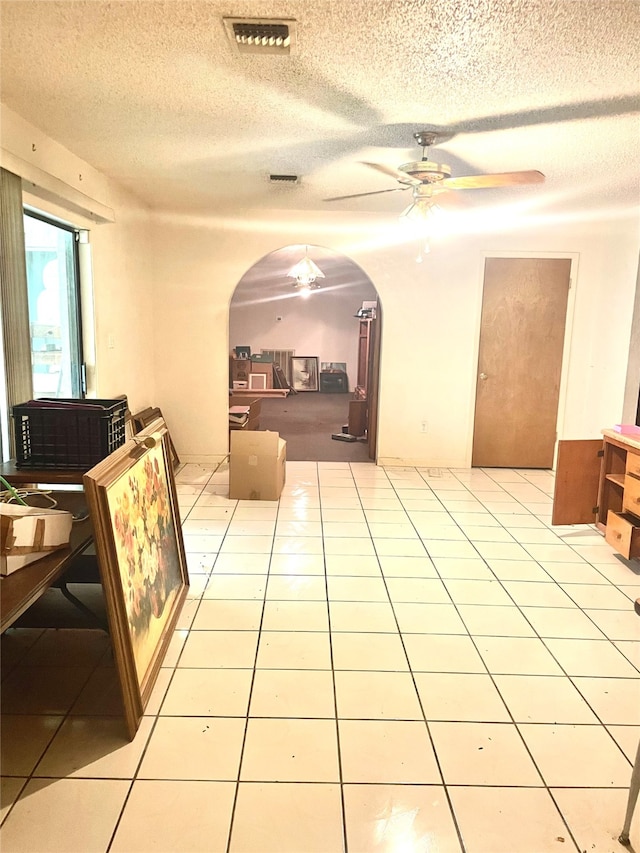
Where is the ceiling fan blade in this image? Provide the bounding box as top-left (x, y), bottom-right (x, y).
top-left (360, 161), bottom-right (422, 186)
top-left (324, 186), bottom-right (412, 201)
top-left (443, 170), bottom-right (545, 190)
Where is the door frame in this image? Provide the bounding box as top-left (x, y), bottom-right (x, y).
top-left (467, 251), bottom-right (580, 469)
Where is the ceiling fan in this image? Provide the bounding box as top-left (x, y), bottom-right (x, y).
top-left (324, 131), bottom-right (545, 209)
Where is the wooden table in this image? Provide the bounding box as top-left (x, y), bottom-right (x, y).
top-left (1, 491), bottom-right (94, 632)
top-left (0, 460), bottom-right (86, 486)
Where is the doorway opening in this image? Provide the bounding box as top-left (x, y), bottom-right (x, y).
top-left (228, 245), bottom-right (381, 462)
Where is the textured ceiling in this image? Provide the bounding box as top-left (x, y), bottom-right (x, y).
top-left (1, 0), bottom-right (639, 219)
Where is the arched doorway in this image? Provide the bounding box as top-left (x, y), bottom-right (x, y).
top-left (228, 244), bottom-right (381, 462)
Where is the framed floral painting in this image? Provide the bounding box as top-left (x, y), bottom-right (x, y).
top-left (83, 417), bottom-right (189, 739)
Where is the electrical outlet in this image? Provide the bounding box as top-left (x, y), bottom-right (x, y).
top-left (420, 421), bottom-right (427, 433)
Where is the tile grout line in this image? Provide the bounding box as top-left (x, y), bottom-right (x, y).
top-left (223, 481), bottom-right (281, 853)
top-left (361, 466), bottom-right (470, 853)
top-left (403, 467), bottom-right (584, 852)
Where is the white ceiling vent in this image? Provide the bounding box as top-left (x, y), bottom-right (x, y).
top-left (223, 18), bottom-right (296, 55)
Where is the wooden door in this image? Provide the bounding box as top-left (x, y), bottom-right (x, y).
top-left (472, 258), bottom-right (571, 468)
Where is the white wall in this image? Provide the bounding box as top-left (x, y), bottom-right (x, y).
top-left (3, 104), bottom-right (639, 467)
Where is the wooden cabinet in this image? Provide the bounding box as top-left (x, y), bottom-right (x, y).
top-left (230, 358), bottom-right (251, 385)
top-left (355, 319), bottom-right (374, 400)
top-left (348, 400), bottom-right (367, 437)
top-left (553, 430), bottom-right (640, 559)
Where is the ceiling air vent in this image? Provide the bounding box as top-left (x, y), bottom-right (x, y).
top-left (223, 18), bottom-right (296, 55)
top-left (269, 174), bottom-right (299, 183)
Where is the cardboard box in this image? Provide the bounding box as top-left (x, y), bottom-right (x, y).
top-left (248, 363), bottom-right (273, 388)
top-left (229, 431), bottom-right (286, 501)
top-left (0, 503), bottom-right (73, 575)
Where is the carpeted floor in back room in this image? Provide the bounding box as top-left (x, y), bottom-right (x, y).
top-left (258, 393), bottom-right (372, 463)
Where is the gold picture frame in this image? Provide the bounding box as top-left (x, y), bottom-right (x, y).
top-left (83, 418), bottom-right (189, 739)
top-left (131, 406), bottom-right (180, 469)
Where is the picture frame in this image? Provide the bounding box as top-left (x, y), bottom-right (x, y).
top-left (83, 418), bottom-right (189, 739)
top-left (131, 406), bottom-right (180, 469)
top-left (291, 356), bottom-right (319, 392)
top-left (235, 346), bottom-right (251, 360)
top-left (248, 373), bottom-right (267, 390)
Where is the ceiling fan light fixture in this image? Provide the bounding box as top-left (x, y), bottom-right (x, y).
top-left (400, 200), bottom-right (443, 223)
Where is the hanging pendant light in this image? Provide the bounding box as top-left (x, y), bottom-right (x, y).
top-left (287, 246), bottom-right (325, 290)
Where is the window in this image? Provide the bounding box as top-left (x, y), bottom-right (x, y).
top-left (23, 212), bottom-right (84, 398)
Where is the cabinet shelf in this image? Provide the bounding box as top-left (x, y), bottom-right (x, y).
top-left (606, 473), bottom-right (625, 487)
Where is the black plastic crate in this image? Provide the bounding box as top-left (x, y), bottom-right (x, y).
top-left (12, 397), bottom-right (128, 469)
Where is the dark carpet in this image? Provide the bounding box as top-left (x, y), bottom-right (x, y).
top-left (258, 392), bottom-right (372, 463)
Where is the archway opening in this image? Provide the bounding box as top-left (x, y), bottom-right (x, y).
top-left (228, 244), bottom-right (380, 462)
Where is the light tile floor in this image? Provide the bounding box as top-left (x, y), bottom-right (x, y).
top-left (1, 462), bottom-right (640, 852)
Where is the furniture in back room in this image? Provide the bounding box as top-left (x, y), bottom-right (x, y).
top-left (347, 315), bottom-right (377, 437)
top-left (355, 318), bottom-right (374, 400)
top-left (319, 371), bottom-right (348, 393)
top-left (230, 356), bottom-right (276, 390)
top-left (230, 357), bottom-right (251, 387)
top-left (348, 399), bottom-right (367, 437)
top-left (249, 362), bottom-right (273, 389)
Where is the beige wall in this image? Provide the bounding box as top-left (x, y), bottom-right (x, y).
top-left (3, 103), bottom-right (640, 467)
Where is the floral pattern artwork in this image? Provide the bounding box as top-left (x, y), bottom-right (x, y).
top-left (107, 443), bottom-right (182, 682)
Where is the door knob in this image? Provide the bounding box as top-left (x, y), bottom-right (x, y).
top-left (479, 372), bottom-right (488, 380)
